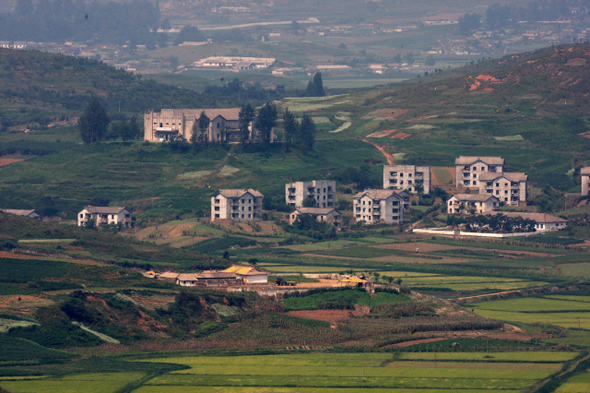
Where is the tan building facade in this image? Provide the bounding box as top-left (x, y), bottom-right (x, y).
top-left (144, 109), bottom-right (274, 143)
top-left (289, 207), bottom-right (341, 229)
top-left (383, 165), bottom-right (431, 194)
top-left (479, 172), bottom-right (528, 206)
top-left (447, 194), bottom-right (499, 214)
top-left (77, 206), bottom-right (132, 227)
top-left (582, 167), bottom-right (590, 196)
top-left (285, 180), bottom-right (336, 208)
top-left (211, 189), bottom-right (263, 222)
top-left (353, 190), bottom-right (404, 224)
top-left (455, 156), bottom-right (504, 188)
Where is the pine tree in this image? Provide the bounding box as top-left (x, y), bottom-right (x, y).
top-left (305, 72), bottom-right (325, 97)
top-left (283, 107), bottom-right (297, 146)
top-left (298, 115), bottom-right (316, 151)
top-left (239, 103), bottom-right (254, 144)
top-left (78, 98), bottom-right (109, 144)
top-left (198, 111), bottom-right (210, 143)
top-left (254, 102), bottom-right (277, 145)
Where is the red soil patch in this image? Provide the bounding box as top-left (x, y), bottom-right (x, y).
top-left (388, 337), bottom-right (448, 348)
top-left (0, 158), bottom-right (24, 167)
top-left (476, 74), bottom-right (500, 82)
top-left (367, 108), bottom-right (409, 119)
top-left (368, 129), bottom-right (398, 137)
top-left (0, 251), bottom-right (38, 260)
top-left (578, 131), bottom-right (590, 139)
top-left (482, 87), bottom-right (494, 91)
top-left (287, 309), bottom-right (365, 324)
top-left (469, 79), bottom-right (481, 91)
top-left (363, 140), bottom-right (395, 165)
top-left (390, 132), bottom-right (411, 139)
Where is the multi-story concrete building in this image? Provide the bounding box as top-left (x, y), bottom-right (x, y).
top-left (288, 207), bottom-right (341, 230)
top-left (353, 190), bottom-right (404, 224)
top-left (478, 172), bottom-right (528, 206)
top-left (582, 167), bottom-right (590, 196)
top-left (211, 189), bottom-right (263, 222)
top-left (383, 165), bottom-right (431, 194)
top-left (144, 109), bottom-right (275, 143)
top-left (285, 180), bottom-right (336, 208)
top-left (455, 156), bottom-right (504, 188)
top-left (77, 206), bottom-right (132, 227)
top-left (447, 194), bottom-right (499, 214)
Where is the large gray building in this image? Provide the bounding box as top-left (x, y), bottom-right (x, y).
top-left (383, 165), bottom-right (431, 194)
top-left (285, 180), bottom-right (336, 208)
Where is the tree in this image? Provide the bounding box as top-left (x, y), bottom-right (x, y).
top-left (174, 25), bottom-right (204, 46)
top-left (254, 102), bottom-right (277, 145)
top-left (129, 115), bottom-right (140, 139)
top-left (78, 98), bottom-right (109, 144)
top-left (458, 13), bottom-right (481, 35)
top-left (239, 103), bottom-right (254, 144)
top-left (283, 107), bottom-right (297, 146)
top-left (305, 72), bottom-right (325, 97)
top-left (298, 115), bottom-right (316, 151)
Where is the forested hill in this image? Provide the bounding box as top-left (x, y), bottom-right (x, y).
top-left (0, 49), bottom-right (287, 130)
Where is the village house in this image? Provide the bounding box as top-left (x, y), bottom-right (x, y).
top-left (288, 207), bottom-right (341, 229)
top-left (455, 156), bottom-right (504, 188)
top-left (447, 194), bottom-right (500, 214)
top-left (285, 180), bottom-right (336, 208)
top-left (494, 212), bottom-right (567, 232)
top-left (144, 108), bottom-right (275, 143)
top-left (383, 165), bottom-right (431, 194)
top-left (211, 189), bottom-right (263, 222)
top-left (194, 56), bottom-right (276, 70)
top-left (176, 271), bottom-right (241, 287)
top-left (222, 265), bottom-right (269, 284)
top-left (0, 209), bottom-right (41, 219)
top-left (77, 206), bottom-right (132, 227)
top-left (353, 190), bottom-right (404, 224)
top-left (581, 167), bottom-right (590, 196)
top-left (478, 172), bottom-right (528, 206)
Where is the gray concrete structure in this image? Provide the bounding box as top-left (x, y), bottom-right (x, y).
top-left (383, 165), bottom-right (431, 194)
top-left (353, 190), bottom-right (404, 224)
top-left (285, 180), bottom-right (336, 208)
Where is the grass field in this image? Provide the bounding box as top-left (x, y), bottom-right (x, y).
top-left (467, 296), bottom-right (590, 330)
top-left (555, 369), bottom-right (590, 393)
top-left (0, 372), bottom-right (146, 393)
top-left (131, 352), bottom-right (573, 392)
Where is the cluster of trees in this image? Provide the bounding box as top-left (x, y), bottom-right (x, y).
top-left (2, 0), bottom-right (160, 45)
top-left (446, 213), bottom-right (537, 233)
top-left (78, 99), bottom-right (141, 144)
top-left (305, 72), bottom-right (325, 97)
top-left (459, 0), bottom-right (586, 35)
top-left (282, 109), bottom-right (316, 151)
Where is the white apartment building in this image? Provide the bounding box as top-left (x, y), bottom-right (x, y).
top-left (447, 194), bottom-right (499, 214)
top-left (455, 156), bottom-right (504, 188)
top-left (383, 165), bottom-right (431, 194)
top-left (478, 172), bottom-right (528, 206)
top-left (77, 206), bottom-right (132, 227)
top-left (285, 180), bottom-right (336, 208)
top-left (582, 167), bottom-right (590, 196)
top-left (353, 190), bottom-right (404, 224)
top-left (211, 189), bottom-right (263, 222)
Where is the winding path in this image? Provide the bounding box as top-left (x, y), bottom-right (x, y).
top-left (363, 139), bottom-right (395, 165)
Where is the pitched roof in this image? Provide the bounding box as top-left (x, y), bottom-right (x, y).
top-left (479, 172), bottom-right (528, 182)
top-left (177, 272), bottom-right (238, 280)
top-left (81, 206), bottom-right (128, 214)
top-left (157, 272), bottom-right (180, 279)
top-left (449, 194), bottom-right (499, 202)
top-left (0, 209), bottom-right (38, 217)
top-left (354, 189), bottom-right (403, 200)
top-left (292, 207), bottom-right (340, 215)
top-left (455, 156), bottom-right (505, 165)
top-left (581, 167), bottom-right (590, 175)
top-left (494, 212), bottom-right (567, 223)
top-left (222, 265), bottom-right (269, 275)
top-left (169, 108), bottom-right (241, 121)
top-left (213, 189), bottom-right (263, 198)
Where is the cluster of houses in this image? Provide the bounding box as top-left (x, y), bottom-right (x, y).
top-left (144, 264), bottom-right (269, 287)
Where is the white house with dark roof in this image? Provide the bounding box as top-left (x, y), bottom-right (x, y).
top-left (478, 172), bottom-right (528, 206)
top-left (353, 190), bottom-right (404, 224)
top-left (447, 194), bottom-right (499, 214)
top-left (211, 189), bottom-right (263, 222)
top-left (0, 209), bottom-right (41, 220)
top-left (77, 206), bottom-right (132, 227)
top-left (582, 167), bottom-right (590, 196)
top-left (455, 156), bottom-right (504, 188)
top-left (144, 108), bottom-right (275, 143)
top-left (289, 207), bottom-right (341, 229)
top-left (494, 212), bottom-right (567, 232)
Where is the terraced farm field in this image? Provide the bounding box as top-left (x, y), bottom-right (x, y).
top-left (0, 372), bottom-right (146, 393)
top-left (132, 352), bottom-right (576, 392)
top-left (467, 296), bottom-right (590, 330)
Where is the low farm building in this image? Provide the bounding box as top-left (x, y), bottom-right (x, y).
top-left (176, 271), bottom-right (242, 287)
top-left (77, 206), bottom-right (132, 227)
top-left (494, 212), bottom-right (567, 232)
top-left (447, 194), bottom-right (499, 214)
top-left (0, 209), bottom-right (41, 219)
top-left (222, 265), bottom-right (269, 284)
top-left (288, 207), bottom-right (341, 229)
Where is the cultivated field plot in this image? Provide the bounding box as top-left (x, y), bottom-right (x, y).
top-left (0, 372), bottom-right (145, 393)
top-left (467, 296), bottom-right (590, 329)
top-left (135, 352), bottom-right (573, 392)
top-left (379, 272), bottom-right (547, 292)
top-left (555, 369), bottom-right (590, 393)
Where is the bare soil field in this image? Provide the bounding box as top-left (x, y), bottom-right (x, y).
top-left (287, 309), bottom-right (365, 323)
top-left (0, 158), bottom-right (24, 167)
top-left (373, 243), bottom-right (458, 252)
top-left (0, 295), bottom-right (54, 316)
